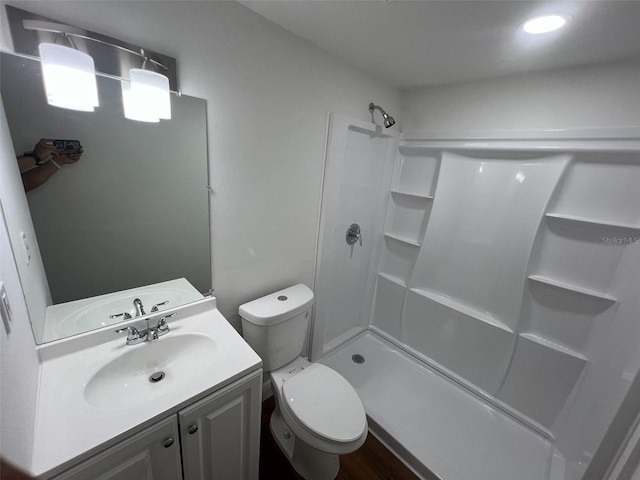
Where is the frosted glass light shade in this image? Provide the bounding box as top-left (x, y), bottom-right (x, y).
top-left (39, 43), bottom-right (99, 112)
top-left (128, 68), bottom-right (171, 121)
top-left (121, 80), bottom-right (160, 123)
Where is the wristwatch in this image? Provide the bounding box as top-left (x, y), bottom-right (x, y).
top-left (24, 151), bottom-right (46, 165)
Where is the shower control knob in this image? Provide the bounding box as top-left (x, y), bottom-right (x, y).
top-left (346, 223), bottom-right (362, 246)
top-left (188, 424), bottom-right (198, 434)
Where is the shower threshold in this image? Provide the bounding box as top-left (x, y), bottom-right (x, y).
top-left (319, 330), bottom-right (561, 480)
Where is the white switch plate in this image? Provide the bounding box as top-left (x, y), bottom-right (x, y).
top-left (20, 231), bottom-right (31, 265)
top-left (0, 282), bottom-right (12, 333)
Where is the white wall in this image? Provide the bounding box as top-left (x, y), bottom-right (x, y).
top-left (0, 75), bottom-right (51, 343)
top-left (0, 101), bottom-right (40, 471)
top-left (1, 0), bottom-right (401, 330)
top-left (401, 60), bottom-right (640, 136)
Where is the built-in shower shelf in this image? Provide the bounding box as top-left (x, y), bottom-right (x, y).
top-left (528, 275), bottom-right (617, 303)
top-left (545, 212), bottom-right (640, 231)
top-left (520, 332), bottom-right (588, 362)
top-left (390, 190), bottom-right (434, 201)
top-left (410, 288), bottom-right (512, 333)
top-left (378, 272), bottom-right (408, 288)
top-left (384, 232), bottom-right (421, 247)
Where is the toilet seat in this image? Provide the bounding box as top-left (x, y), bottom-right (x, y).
top-left (282, 363), bottom-right (367, 444)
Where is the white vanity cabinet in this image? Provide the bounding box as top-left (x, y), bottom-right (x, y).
top-left (179, 369), bottom-right (262, 480)
top-left (51, 370), bottom-right (262, 480)
top-left (51, 416), bottom-right (183, 480)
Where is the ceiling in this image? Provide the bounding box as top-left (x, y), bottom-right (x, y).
top-left (241, 1), bottom-right (640, 89)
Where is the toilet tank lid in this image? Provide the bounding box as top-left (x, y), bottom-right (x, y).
top-left (239, 284), bottom-right (314, 326)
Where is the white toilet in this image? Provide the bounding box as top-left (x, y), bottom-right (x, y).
top-left (239, 284), bottom-right (367, 480)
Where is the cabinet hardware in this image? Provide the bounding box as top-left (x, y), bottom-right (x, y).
top-left (162, 437), bottom-right (174, 448)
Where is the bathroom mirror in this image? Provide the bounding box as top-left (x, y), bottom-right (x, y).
top-left (0, 52), bottom-right (211, 344)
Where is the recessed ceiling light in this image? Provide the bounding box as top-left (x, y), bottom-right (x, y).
top-left (523, 14), bottom-right (568, 34)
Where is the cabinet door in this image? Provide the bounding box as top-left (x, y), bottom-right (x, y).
top-left (52, 417), bottom-right (183, 480)
top-left (179, 370), bottom-right (262, 480)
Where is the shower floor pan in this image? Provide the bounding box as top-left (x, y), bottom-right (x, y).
top-left (319, 330), bottom-right (557, 480)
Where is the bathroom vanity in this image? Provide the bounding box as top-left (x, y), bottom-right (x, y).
top-left (31, 298), bottom-right (262, 480)
top-left (52, 371), bottom-right (261, 480)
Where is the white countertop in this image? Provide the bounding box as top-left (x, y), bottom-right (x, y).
top-left (31, 297), bottom-right (262, 478)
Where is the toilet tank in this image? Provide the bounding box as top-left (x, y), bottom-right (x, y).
top-left (239, 284), bottom-right (314, 371)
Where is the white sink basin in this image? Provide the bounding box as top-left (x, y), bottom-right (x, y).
top-left (84, 333), bottom-right (217, 407)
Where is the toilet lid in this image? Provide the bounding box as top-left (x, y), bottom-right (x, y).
top-left (282, 363), bottom-right (366, 443)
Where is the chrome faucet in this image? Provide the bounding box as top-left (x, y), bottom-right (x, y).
top-left (115, 312), bottom-right (177, 345)
top-left (133, 298), bottom-right (146, 317)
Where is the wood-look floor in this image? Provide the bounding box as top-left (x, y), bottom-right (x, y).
top-left (259, 396), bottom-right (425, 480)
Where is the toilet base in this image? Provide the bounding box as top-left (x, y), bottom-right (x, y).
top-left (270, 406), bottom-right (340, 480)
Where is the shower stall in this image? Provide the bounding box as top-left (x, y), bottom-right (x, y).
top-left (312, 113), bottom-right (640, 480)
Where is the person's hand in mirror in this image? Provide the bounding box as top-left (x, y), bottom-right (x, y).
top-left (17, 138), bottom-right (58, 172)
top-left (56, 149), bottom-right (83, 167)
top-left (17, 139), bottom-right (83, 192)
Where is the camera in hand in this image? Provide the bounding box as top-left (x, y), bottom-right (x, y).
top-left (53, 140), bottom-right (82, 154)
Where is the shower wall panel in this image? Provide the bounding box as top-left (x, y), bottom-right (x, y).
top-left (412, 154), bottom-right (568, 325)
top-left (367, 137), bottom-right (640, 478)
top-left (521, 154), bottom-right (640, 478)
top-left (404, 153), bottom-right (568, 394)
top-left (315, 122), bottom-right (640, 478)
top-left (403, 287), bottom-right (515, 393)
top-left (312, 114), bottom-right (397, 358)
top-left (371, 150), bottom-right (438, 330)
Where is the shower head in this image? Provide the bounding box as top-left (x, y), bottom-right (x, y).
top-left (369, 102), bottom-right (396, 128)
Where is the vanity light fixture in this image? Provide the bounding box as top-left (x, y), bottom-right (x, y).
top-left (123, 51), bottom-right (171, 123)
top-left (20, 16), bottom-right (172, 121)
top-left (39, 41), bottom-right (99, 112)
top-left (522, 14), bottom-right (568, 34)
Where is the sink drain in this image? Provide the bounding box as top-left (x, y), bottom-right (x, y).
top-left (149, 371), bottom-right (166, 383)
top-left (352, 354), bottom-right (365, 364)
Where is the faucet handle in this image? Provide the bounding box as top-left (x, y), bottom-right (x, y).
top-left (148, 313), bottom-right (175, 341)
top-left (109, 312), bottom-right (132, 320)
top-left (115, 325), bottom-right (139, 335)
top-left (157, 313), bottom-right (176, 331)
top-left (115, 325), bottom-right (146, 345)
top-left (151, 300), bottom-right (169, 312)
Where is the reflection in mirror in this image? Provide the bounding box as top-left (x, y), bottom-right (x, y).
top-left (0, 52), bottom-right (211, 344)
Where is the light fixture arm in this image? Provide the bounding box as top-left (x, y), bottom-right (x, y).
top-left (138, 49), bottom-right (163, 73)
top-left (22, 19), bottom-right (169, 71)
top-left (53, 32), bottom-right (77, 49)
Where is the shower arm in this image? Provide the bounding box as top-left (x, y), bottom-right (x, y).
top-left (368, 102), bottom-right (396, 128)
top-left (369, 103), bottom-right (384, 116)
